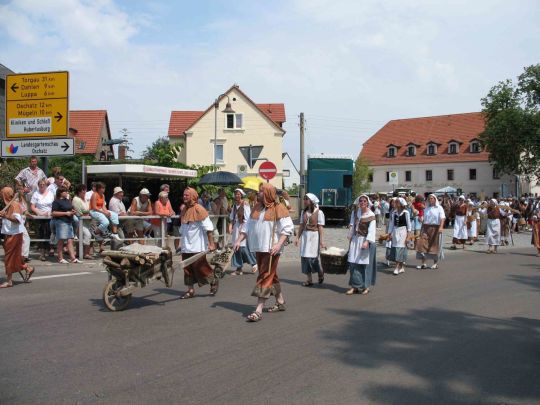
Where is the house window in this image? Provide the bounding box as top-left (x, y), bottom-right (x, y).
top-left (368, 173), bottom-right (373, 182)
top-left (388, 147), bottom-right (396, 158)
top-left (407, 146), bottom-right (416, 156)
top-left (386, 171), bottom-right (390, 182)
top-left (447, 169), bottom-right (454, 181)
top-left (226, 113), bottom-right (243, 129)
top-left (79, 141), bottom-right (86, 150)
top-left (214, 144), bottom-right (224, 163)
top-left (405, 171), bottom-right (412, 182)
top-left (449, 143), bottom-right (458, 154)
top-left (282, 169), bottom-right (290, 178)
top-left (427, 144), bottom-right (436, 155)
top-left (426, 170), bottom-right (433, 182)
top-left (469, 168), bottom-right (477, 180)
top-left (470, 141), bottom-right (481, 153)
top-left (493, 168), bottom-right (500, 179)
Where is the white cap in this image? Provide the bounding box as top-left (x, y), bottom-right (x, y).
top-left (305, 192), bottom-right (319, 205)
top-left (113, 187), bottom-right (123, 195)
top-left (234, 188), bottom-right (246, 196)
top-left (140, 188), bottom-right (151, 195)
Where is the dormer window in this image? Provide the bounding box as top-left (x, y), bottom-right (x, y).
top-left (407, 145), bottom-right (416, 156)
top-left (449, 142), bottom-right (458, 154)
top-left (387, 146), bottom-right (397, 157)
top-left (470, 140), bottom-right (481, 153)
top-left (426, 141), bottom-right (440, 156)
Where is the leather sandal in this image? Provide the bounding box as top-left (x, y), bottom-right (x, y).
top-left (180, 290), bottom-right (195, 299)
top-left (246, 312), bottom-right (262, 322)
top-left (345, 288), bottom-right (359, 295)
top-left (302, 281), bottom-right (314, 287)
top-left (267, 302), bottom-right (286, 312)
top-left (24, 266), bottom-right (35, 282)
top-left (209, 279), bottom-right (219, 296)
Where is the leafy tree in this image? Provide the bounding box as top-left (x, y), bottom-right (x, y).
top-left (141, 137), bottom-right (184, 167)
top-left (353, 154), bottom-right (373, 196)
top-left (479, 64), bottom-right (540, 180)
top-left (0, 158), bottom-right (28, 190)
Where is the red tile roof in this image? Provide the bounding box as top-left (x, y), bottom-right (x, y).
top-left (360, 112), bottom-right (488, 165)
top-left (69, 110), bottom-right (109, 154)
top-left (168, 95), bottom-right (286, 138)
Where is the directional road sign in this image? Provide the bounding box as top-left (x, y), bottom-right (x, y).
top-left (1, 138), bottom-right (74, 158)
top-left (5, 71), bottom-right (69, 138)
top-left (258, 161), bottom-right (277, 180)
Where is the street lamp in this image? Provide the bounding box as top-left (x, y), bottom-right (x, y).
top-left (214, 94), bottom-right (235, 170)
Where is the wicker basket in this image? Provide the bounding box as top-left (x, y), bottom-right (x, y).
top-left (320, 251), bottom-right (349, 274)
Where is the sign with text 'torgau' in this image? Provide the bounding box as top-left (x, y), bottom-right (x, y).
top-left (5, 71), bottom-right (69, 138)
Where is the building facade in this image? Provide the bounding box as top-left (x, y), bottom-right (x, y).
top-left (360, 112), bottom-right (536, 199)
top-left (168, 85), bottom-right (286, 187)
top-left (282, 152), bottom-right (300, 190)
top-left (69, 110), bottom-right (114, 160)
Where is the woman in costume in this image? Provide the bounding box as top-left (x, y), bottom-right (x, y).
top-left (486, 199), bottom-right (501, 254)
top-left (234, 184), bottom-right (293, 322)
top-left (346, 194), bottom-right (376, 294)
top-left (388, 197), bottom-right (412, 275)
top-left (179, 188), bottom-right (218, 299)
top-left (416, 194), bottom-right (445, 270)
top-left (451, 195), bottom-right (468, 250)
top-left (531, 199), bottom-right (540, 256)
top-left (229, 188), bottom-right (257, 275)
top-left (296, 193), bottom-right (325, 287)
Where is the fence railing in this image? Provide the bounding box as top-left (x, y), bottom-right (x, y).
top-left (25, 214), bottom-right (229, 259)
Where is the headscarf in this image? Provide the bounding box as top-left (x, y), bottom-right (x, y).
top-left (397, 197), bottom-right (408, 207)
top-left (251, 183), bottom-right (289, 221)
top-left (459, 195), bottom-right (466, 200)
top-left (305, 193), bottom-right (319, 206)
top-left (181, 187), bottom-right (209, 224)
top-left (353, 194), bottom-right (372, 208)
top-left (490, 198), bottom-right (498, 205)
top-left (427, 194), bottom-right (440, 207)
top-left (1, 187), bottom-right (22, 216)
top-left (234, 188), bottom-right (246, 197)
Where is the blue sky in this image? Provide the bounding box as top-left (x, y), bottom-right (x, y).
top-left (1, 0), bottom-right (539, 164)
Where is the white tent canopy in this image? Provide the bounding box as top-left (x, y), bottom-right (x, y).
top-left (434, 186), bottom-right (457, 194)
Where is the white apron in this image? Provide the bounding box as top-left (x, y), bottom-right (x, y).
top-left (486, 218), bottom-right (501, 246)
top-left (453, 215), bottom-right (468, 240)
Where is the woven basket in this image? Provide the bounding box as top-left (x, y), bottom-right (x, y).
top-left (320, 251), bottom-right (349, 274)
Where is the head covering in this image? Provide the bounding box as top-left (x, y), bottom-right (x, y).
top-left (0, 187), bottom-right (22, 216)
top-left (181, 187), bottom-right (208, 223)
top-left (459, 195), bottom-right (465, 200)
top-left (353, 194), bottom-right (372, 208)
top-left (234, 188), bottom-right (246, 197)
top-left (490, 198), bottom-right (498, 205)
top-left (113, 187), bottom-right (123, 195)
top-left (251, 183), bottom-right (289, 221)
top-left (398, 197), bottom-right (407, 207)
top-left (305, 193), bottom-right (319, 206)
top-left (139, 188), bottom-right (151, 196)
top-left (427, 194), bottom-right (440, 207)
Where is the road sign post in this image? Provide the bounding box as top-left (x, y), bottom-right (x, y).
top-left (259, 161), bottom-right (277, 181)
top-left (5, 71), bottom-right (69, 138)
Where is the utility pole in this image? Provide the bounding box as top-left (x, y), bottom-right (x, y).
top-left (299, 112), bottom-right (305, 203)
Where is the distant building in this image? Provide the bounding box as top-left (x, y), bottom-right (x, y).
top-left (360, 112), bottom-right (538, 199)
top-left (69, 110), bottom-right (114, 160)
top-left (168, 84), bottom-right (286, 187)
top-left (282, 152), bottom-right (300, 191)
top-left (0, 63), bottom-right (15, 139)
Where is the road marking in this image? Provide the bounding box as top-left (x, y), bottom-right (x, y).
top-left (31, 272), bottom-right (92, 280)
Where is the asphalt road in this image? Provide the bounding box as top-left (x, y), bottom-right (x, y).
top-left (1, 243), bottom-right (540, 404)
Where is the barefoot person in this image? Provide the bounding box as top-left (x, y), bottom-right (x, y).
top-left (0, 187), bottom-right (34, 287)
top-left (296, 193), bottom-right (325, 287)
top-left (416, 194), bottom-right (445, 270)
top-left (346, 194), bottom-right (376, 295)
top-left (179, 188), bottom-right (218, 299)
top-left (234, 184), bottom-right (293, 322)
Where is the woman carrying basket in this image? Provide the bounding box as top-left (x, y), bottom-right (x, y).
top-left (295, 193), bottom-right (325, 287)
top-left (234, 184), bottom-right (293, 322)
top-left (346, 194), bottom-right (376, 295)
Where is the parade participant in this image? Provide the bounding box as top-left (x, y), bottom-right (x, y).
top-left (486, 199), bottom-right (501, 253)
top-left (15, 156), bottom-right (47, 202)
top-left (531, 199), bottom-right (540, 256)
top-left (416, 194), bottom-right (445, 270)
top-left (451, 195), bottom-right (468, 249)
top-left (346, 194), bottom-right (376, 294)
top-left (0, 187), bottom-right (34, 287)
top-left (179, 187), bottom-right (217, 299)
top-left (90, 182), bottom-right (121, 241)
top-left (17, 190), bottom-right (31, 263)
top-left (380, 197), bottom-right (390, 227)
top-left (127, 188), bottom-right (153, 244)
top-left (30, 178), bottom-right (55, 261)
top-left (52, 187), bottom-right (82, 263)
top-left (229, 189), bottom-right (257, 275)
top-left (478, 201), bottom-right (488, 236)
top-left (388, 197), bottom-right (412, 275)
top-left (152, 191), bottom-right (175, 247)
top-left (72, 184), bottom-right (93, 260)
top-left (466, 201), bottom-right (479, 245)
top-left (499, 203), bottom-right (511, 246)
top-left (412, 195), bottom-right (425, 248)
top-left (296, 193), bottom-right (325, 287)
top-left (234, 183), bottom-right (293, 322)
top-left (384, 197), bottom-right (397, 267)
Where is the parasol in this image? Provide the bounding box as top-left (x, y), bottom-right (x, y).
top-left (198, 171), bottom-right (242, 186)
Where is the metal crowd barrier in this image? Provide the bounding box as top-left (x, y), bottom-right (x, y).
top-left (25, 214), bottom-right (229, 259)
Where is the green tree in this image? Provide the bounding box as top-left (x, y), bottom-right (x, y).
top-left (141, 137), bottom-right (184, 167)
top-left (353, 154), bottom-right (372, 196)
top-left (479, 64), bottom-right (540, 179)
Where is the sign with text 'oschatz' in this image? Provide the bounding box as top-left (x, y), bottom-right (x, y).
top-left (5, 71), bottom-right (69, 138)
top-left (1, 138), bottom-right (74, 158)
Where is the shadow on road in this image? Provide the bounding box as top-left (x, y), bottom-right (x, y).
top-left (280, 277), bottom-right (349, 294)
top-left (89, 290), bottom-right (181, 312)
top-left (507, 274), bottom-right (540, 291)
top-left (211, 301), bottom-right (253, 316)
top-left (322, 307), bottom-right (540, 404)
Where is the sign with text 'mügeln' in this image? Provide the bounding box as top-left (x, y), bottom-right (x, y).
top-left (5, 71), bottom-right (69, 138)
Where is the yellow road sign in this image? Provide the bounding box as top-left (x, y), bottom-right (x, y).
top-left (5, 71), bottom-right (69, 138)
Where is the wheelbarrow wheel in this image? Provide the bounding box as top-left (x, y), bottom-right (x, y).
top-left (103, 280), bottom-right (131, 311)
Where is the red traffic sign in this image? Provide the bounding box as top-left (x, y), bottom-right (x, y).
top-left (258, 161), bottom-right (277, 180)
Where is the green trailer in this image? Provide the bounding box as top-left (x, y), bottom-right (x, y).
top-left (307, 155), bottom-right (354, 224)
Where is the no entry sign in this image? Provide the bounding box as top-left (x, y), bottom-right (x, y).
top-left (258, 161), bottom-right (277, 180)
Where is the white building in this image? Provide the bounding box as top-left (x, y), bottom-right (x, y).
top-left (282, 152), bottom-right (300, 190)
top-left (360, 112), bottom-right (538, 199)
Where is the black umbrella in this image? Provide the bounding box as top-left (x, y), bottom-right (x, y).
top-left (198, 171), bottom-right (242, 186)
